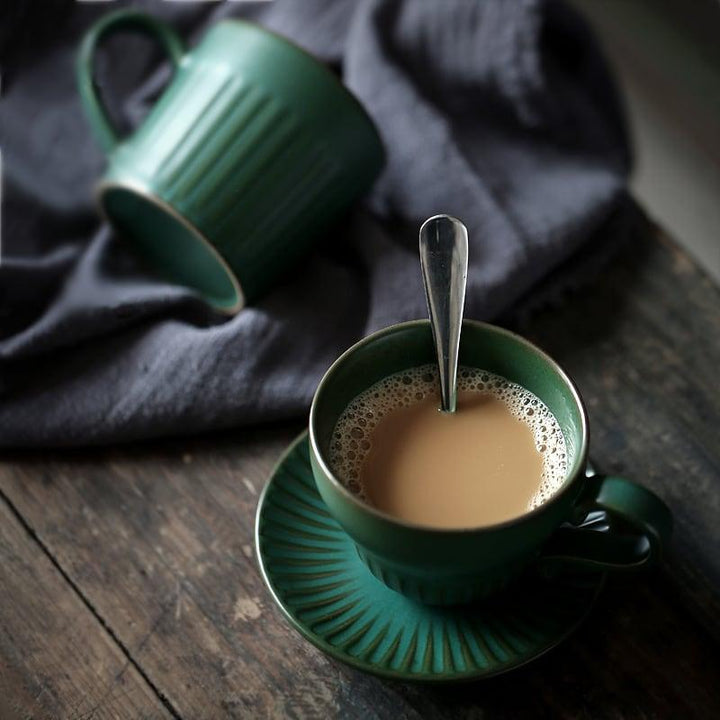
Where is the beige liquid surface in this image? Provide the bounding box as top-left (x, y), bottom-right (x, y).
top-left (329, 366), bottom-right (568, 529)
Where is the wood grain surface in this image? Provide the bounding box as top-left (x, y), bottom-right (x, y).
top-left (1, 216), bottom-right (718, 719)
top-left (0, 500), bottom-right (171, 720)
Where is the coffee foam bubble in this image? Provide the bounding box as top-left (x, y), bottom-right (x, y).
top-left (328, 365), bottom-right (568, 510)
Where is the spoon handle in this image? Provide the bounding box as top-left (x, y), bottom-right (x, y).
top-left (419, 215), bottom-right (469, 413)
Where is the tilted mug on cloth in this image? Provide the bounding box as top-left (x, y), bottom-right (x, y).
top-left (77, 10), bottom-right (384, 313)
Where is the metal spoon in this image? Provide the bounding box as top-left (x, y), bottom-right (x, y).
top-left (419, 215), bottom-right (469, 413)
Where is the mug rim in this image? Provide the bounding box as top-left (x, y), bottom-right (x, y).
top-left (309, 319), bottom-right (590, 535)
top-left (218, 19), bottom-right (385, 161)
top-left (96, 179), bottom-right (245, 315)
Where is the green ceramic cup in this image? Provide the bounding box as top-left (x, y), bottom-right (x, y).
top-left (77, 10), bottom-right (384, 313)
top-left (309, 320), bottom-right (672, 605)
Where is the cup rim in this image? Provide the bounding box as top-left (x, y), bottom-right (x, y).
top-left (217, 19), bottom-right (385, 161)
top-left (96, 179), bottom-right (245, 316)
top-left (309, 319), bottom-right (590, 535)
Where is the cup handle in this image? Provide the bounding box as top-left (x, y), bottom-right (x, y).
top-left (538, 473), bottom-right (672, 570)
top-left (76, 10), bottom-right (185, 153)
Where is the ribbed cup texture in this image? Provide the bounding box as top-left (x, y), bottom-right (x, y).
top-left (355, 548), bottom-right (518, 605)
top-left (109, 63), bottom-right (345, 301)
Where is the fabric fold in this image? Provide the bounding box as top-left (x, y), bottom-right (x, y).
top-left (0, 0), bottom-right (631, 446)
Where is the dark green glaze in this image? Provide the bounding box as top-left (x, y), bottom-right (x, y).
top-left (256, 433), bottom-right (604, 681)
top-left (309, 320), bottom-right (672, 605)
top-left (77, 10), bottom-right (384, 312)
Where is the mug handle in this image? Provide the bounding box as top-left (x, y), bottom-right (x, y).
top-left (76, 10), bottom-right (185, 153)
top-left (539, 473), bottom-right (672, 569)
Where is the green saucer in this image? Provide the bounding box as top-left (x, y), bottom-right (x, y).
top-left (255, 432), bottom-right (605, 682)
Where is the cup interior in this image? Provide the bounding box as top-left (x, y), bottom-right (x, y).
top-left (310, 320), bottom-right (588, 522)
top-left (99, 184), bottom-right (243, 314)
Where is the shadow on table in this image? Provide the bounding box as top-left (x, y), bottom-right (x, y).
top-left (349, 570), bottom-right (720, 719)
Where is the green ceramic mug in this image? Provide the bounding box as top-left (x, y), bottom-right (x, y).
top-left (309, 320), bottom-right (672, 605)
top-left (77, 10), bottom-right (384, 313)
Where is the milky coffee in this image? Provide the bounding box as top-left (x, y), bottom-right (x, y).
top-left (329, 365), bottom-right (568, 529)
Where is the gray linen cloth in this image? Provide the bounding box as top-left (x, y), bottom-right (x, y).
top-left (0, 0), bottom-right (630, 446)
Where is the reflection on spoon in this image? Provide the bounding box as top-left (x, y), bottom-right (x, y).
top-left (419, 214), bottom-right (469, 414)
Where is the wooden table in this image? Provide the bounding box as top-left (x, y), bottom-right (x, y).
top-left (2, 213), bottom-right (719, 719)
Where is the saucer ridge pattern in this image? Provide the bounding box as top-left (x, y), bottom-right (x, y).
top-left (256, 433), bottom-right (604, 681)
